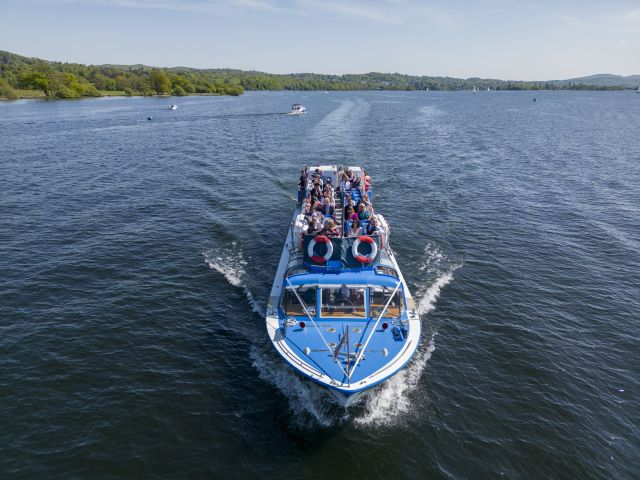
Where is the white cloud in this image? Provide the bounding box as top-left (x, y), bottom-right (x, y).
top-left (296, 0), bottom-right (401, 24)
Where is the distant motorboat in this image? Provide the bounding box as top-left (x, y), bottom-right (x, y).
top-left (289, 104), bottom-right (306, 115)
top-left (169, 104), bottom-right (178, 110)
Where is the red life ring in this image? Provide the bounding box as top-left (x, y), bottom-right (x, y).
top-left (307, 235), bottom-right (333, 263)
top-left (352, 235), bottom-right (378, 263)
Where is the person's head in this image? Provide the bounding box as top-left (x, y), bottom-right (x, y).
top-left (352, 218), bottom-right (360, 227)
top-left (370, 216), bottom-right (377, 226)
top-left (346, 206), bottom-right (354, 216)
top-left (326, 218), bottom-right (335, 229)
top-left (358, 204), bottom-right (365, 212)
top-left (326, 177), bottom-right (331, 184)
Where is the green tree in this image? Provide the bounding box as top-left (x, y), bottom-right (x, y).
top-left (0, 78), bottom-right (19, 99)
top-left (149, 69), bottom-right (171, 94)
top-left (172, 85), bottom-right (187, 96)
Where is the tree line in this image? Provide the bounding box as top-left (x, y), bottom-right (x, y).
top-left (0, 49), bottom-right (624, 100)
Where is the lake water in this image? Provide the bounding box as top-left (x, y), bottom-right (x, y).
top-left (1, 91), bottom-right (639, 479)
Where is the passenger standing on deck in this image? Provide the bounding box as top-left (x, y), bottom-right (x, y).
top-left (339, 171), bottom-right (351, 192)
top-left (324, 178), bottom-right (334, 198)
top-left (298, 169), bottom-right (307, 205)
top-left (363, 170), bottom-right (372, 200)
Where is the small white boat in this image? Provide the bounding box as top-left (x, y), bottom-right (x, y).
top-left (169, 104), bottom-right (178, 110)
top-left (473, 86), bottom-right (478, 93)
top-left (636, 86), bottom-right (640, 93)
top-left (288, 104), bottom-right (306, 115)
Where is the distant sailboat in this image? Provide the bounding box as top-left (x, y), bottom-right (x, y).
top-left (487, 87), bottom-right (490, 92)
top-left (636, 86), bottom-right (640, 93)
top-left (473, 85), bottom-right (478, 93)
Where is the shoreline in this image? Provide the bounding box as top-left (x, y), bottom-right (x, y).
top-left (1, 88), bottom-right (634, 101)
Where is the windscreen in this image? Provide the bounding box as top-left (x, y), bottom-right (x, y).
top-left (320, 286), bottom-right (366, 318)
top-left (281, 286), bottom-right (317, 316)
top-left (370, 286), bottom-right (404, 318)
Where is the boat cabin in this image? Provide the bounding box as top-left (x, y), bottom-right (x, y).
top-left (280, 270), bottom-right (407, 322)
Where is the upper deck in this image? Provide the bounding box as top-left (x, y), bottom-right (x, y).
top-left (296, 165), bottom-right (385, 270)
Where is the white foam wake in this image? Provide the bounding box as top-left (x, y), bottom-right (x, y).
top-left (415, 242), bottom-right (462, 315)
top-left (250, 345), bottom-right (346, 427)
top-left (355, 333), bottom-right (437, 427)
top-left (203, 244), bottom-right (263, 315)
top-left (352, 243), bottom-right (461, 427)
top-left (250, 241), bottom-right (460, 429)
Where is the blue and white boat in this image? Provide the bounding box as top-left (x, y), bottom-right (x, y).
top-left (266, 166), bottom-right (421, 407)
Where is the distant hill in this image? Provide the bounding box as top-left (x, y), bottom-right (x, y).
top-left (560, 74), bottom-right (640, 88)
top-left (1, 49), bottom-right (637, 99)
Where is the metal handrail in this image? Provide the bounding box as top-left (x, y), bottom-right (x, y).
top-left (348, 280), bottom-right (402, 379)
top-left (284, 278), bottom-right (349, 382)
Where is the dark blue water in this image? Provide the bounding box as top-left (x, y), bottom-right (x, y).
top-left (1, 91), bottom-right (638, 479)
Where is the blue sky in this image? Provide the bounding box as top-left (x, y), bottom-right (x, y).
top-left (1, 0), bottom-right (639, 79)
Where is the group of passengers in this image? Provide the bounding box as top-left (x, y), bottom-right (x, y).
top-left (300, 167), bottom-right (382, 239)
top-left (338, 168), bottom-right (371, 198)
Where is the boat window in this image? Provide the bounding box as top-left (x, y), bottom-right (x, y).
top-left (369, 286), bottom-right (404, 319)
top-left (281, 286), bottom-right (317, 316)
top-left (320, 286), bottom-right (366, 318)
top-left (375, 266), bottom-right (398, 278)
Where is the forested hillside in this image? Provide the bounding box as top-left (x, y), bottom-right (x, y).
top-left (0, 50), bottom-right (629, 100)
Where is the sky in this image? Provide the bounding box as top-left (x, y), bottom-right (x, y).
top-left (1, 0), bottom-right (639, 80)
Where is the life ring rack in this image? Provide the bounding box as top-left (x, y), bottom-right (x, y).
top-left (352, 235), bottom-right (378, 264)
top-left (307, 235), bottom-right (333, 264)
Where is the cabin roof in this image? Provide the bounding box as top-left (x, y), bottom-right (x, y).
top-left (286, 270), bottom-right (399, 288)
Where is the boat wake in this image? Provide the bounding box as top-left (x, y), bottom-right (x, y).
top-left (205, 241), bottom-right (460, 429)
top-left (354, 332), bottom-right (437, 427)
top-left (202, 244), bottom-right (263, 315)
top-left (415, 242), bottom-right (463, 315)
top-left (250, 344), bottom-right (348, 428)
top-left (249, 243), bottom-right (461, 428)
top-left (352, 243), bottom-right (461, 426)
